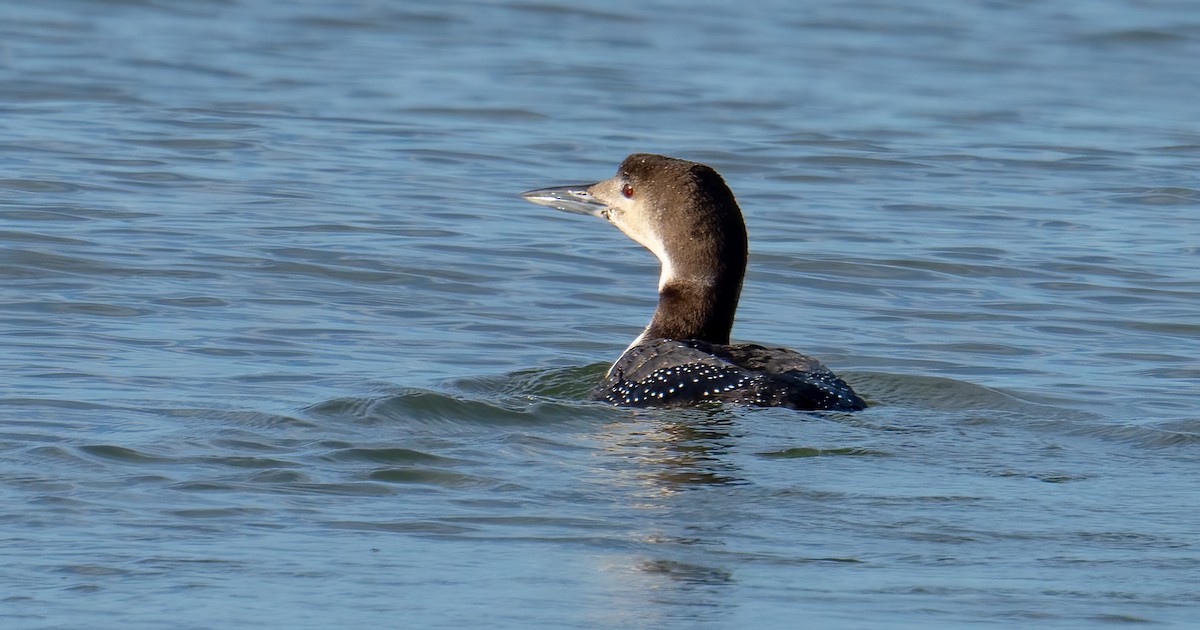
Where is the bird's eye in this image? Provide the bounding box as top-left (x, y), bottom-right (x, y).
top-left (621, 183), bottom-right (634, 198)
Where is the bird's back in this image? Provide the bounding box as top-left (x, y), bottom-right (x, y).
top-left (596, 339), bottom-right (866, 411)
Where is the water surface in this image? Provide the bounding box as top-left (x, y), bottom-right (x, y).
top-left (2, 1), bottom-right (1198, 628)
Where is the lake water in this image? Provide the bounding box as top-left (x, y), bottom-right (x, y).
top-left (2, 0), bottom-right (1198, 627)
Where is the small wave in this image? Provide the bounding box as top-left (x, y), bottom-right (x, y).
top-left (847, 370), bottom-right (1052, 412)
top-left (452, 363), bottom-right (609, 400)
top-left (305, 364), bottom-right (617, 428)
top-left (321, 447), bottom-right (461, 465)
top-left (304, 365), bottom-right (1196, 453)
top-left (78, 444), bottom-right (168, 464)
top-left (848, 371), bottom-right (1199, 448)
top-left (758, 446), bottom-right (890, 458)
top-left (1062, 418), bottom-right (1200, 448)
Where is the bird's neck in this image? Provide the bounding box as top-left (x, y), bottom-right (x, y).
top-left (642, 251), bottom-right (745, 344)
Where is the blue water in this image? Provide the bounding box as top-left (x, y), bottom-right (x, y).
top-left (2, 1), bottom-right (1199, 628)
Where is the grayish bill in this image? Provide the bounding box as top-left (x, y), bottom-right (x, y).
top-left (520, 183), bottom-right (607, 218)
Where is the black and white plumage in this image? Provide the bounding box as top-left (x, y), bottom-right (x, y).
top-left (522, 153), bottom-right (866, 412)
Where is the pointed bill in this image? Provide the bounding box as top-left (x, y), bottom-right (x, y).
top-left (520, 183), bottom-right (607, 218)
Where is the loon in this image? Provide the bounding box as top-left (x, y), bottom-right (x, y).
top-left (522, 153), bottom-right (866, 412)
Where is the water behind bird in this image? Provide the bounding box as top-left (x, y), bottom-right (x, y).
top-left (2, 1), bottom-right (1199, 628)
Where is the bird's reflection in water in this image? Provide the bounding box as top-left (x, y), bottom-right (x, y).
top-left (584, 412), bottom-right (747, 628)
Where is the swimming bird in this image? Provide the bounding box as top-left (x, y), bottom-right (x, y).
top-left (522, 153), bottom-right (866, 411)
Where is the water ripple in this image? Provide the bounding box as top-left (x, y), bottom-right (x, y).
top-left (3, 0), bottom-right (1200, 627)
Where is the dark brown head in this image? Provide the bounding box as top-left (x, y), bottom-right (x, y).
top-left (523, 153), bottom-right (749, 344)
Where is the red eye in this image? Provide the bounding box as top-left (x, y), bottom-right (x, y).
top-left (621, 183), bottom-right (634, 198)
